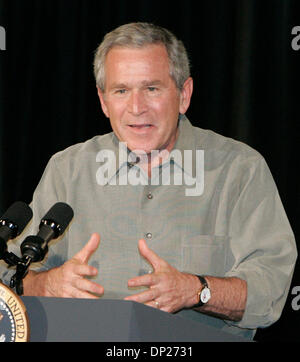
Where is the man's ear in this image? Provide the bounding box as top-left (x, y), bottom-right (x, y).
top-left (179, 77), bottom-right (193, 115)
top-left (97, 86), bottom-right (109, 118)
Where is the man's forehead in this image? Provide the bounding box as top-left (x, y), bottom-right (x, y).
top-left (104, 43), bottom-right (170, 67)
top-left (104, 44), bottom-right (172, 87)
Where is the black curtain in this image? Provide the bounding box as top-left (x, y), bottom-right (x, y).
top-left (0, 0), bottom-right (299, 341)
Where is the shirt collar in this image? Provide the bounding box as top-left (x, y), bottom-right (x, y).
top-left (165, 114), bottom-right (201, 180)
top-left (102, 114), bottom-right (200, 185)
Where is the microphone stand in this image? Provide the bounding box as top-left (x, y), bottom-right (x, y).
top-left (10, 256), bottom-right (32, 295)
top-left (2, 251), bottom-right (31, 295)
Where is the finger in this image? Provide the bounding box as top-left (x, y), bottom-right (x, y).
top-left (68, 286), bottom-right (102, 299)
top-left (71, 263), bottom-right (98, 277)
top-left (138, 239), bottom-right (164, 270)
top-left (128, 272), bottom-right (158, 288)
top-left (145, 300), bottom-right (162, 310)
top-left (73, 277), bottom-right (104, 296)
top-left (73, 233), bottom-right (100, 264)
top-left (145, 301), bottom-right (170, 313)
top-left (124, 288), bottom-right (158, 304)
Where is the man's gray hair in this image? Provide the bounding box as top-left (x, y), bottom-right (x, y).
top-left (93, 22), bottom-right (190, 92)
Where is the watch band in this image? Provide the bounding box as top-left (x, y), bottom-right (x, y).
top-left (194, 275), bottom-right (209, 307)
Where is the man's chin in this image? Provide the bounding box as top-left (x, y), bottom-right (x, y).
top-left (123, 140), bottom-right (157, 155)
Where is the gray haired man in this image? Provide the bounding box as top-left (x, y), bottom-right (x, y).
top-left (1, 23), bottom-right (297, 340)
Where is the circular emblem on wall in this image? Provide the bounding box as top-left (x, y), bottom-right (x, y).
top-left (0, 282), bottom-right (29, 342)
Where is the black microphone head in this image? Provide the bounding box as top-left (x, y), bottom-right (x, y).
top-left (0, 201), bottom-right (33, 237)
top-left (41, 202), bottom-right (74, 237)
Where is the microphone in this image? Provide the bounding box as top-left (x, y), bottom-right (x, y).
top-left (9, 202), bottom-right (73, 295)
top-left (20, 202), bottom-right (74, 262)
top-left (0, 201), bottom-right (33, 259)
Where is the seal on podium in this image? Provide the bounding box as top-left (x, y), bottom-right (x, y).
top-left (0, 281), bottom-right (29, 342)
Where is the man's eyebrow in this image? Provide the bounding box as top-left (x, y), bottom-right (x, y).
top-left (108, 80), bottom-right (164, 90)
top-left (109, 83), bottom-right (128, 90)
top-left (141, 80), bottom-right (163, 86)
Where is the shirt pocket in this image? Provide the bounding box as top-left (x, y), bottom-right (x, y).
top-left (182, 235), bottom-right (228, 276)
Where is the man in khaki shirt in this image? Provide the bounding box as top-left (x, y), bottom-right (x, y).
top-left (1, 23), bottom-right (297, 339)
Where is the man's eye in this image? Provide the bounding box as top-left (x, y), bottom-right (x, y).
top-left (148, 87), bottom-right (157, 92)
top-left (116, 89), bottom-right (126, 94)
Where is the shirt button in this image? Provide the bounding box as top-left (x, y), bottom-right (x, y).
top-left (147, 192), bottom-right (153, 199)
top-left (146, 232), bottom-right (152, 239)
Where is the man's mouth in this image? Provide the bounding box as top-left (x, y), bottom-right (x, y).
top-left (126, 124), bottom-right (155, 135)
top-left (128, 124), bottom-right (153, 128)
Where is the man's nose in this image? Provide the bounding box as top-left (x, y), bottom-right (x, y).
top-left (127, 90), bottom-right (147, 115)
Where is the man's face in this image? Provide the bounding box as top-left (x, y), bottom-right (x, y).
top-left (97, 44), bottom-right (193, 154)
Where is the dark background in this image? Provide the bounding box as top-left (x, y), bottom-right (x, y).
top-left (0, 0), bottom-right (299, 342)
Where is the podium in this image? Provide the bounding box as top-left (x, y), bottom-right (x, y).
top-left (21, 296), bottom-right (247, 342)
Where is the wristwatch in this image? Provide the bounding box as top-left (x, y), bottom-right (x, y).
top-left (194, 275), bottom-right (211, 307)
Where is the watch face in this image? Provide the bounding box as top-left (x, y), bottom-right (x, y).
top-left (200, 286), bottom-right (211, 304)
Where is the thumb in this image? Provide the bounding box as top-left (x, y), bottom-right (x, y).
top-left (73, 232), bottom-right (100, 264)
top-left (138, 238), bottom-right (162, 270)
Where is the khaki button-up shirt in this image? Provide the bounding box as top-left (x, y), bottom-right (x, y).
top-left (1, 116), bottom-right (297, 339)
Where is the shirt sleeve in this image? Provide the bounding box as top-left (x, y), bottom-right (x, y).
top-left (224, 156), bottom-right (297, 329)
